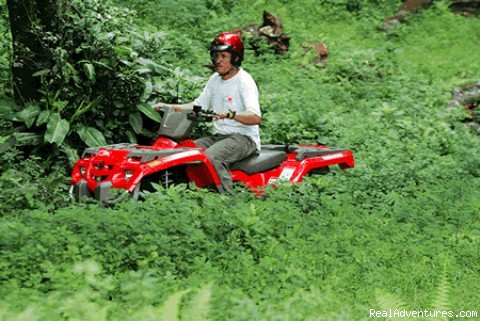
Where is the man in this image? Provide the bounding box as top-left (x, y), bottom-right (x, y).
top-left (156, 32), bottom-right (261, 192)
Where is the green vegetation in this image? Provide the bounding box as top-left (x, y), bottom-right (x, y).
top-left (1, 0), bottom-right (479, 320)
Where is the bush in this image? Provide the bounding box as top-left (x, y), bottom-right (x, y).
top-left (0, 148), bottom-right (70, 214)
top-left (0, 0), bottom-right (11, 97)
top-left (1, 0), bottom-right (204, 167)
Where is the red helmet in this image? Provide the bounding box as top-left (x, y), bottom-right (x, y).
top-left (209, 32), bottom-right (244, 67)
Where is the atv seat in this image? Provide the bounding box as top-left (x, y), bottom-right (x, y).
top-left (230, 150), bottom-right (287, 175)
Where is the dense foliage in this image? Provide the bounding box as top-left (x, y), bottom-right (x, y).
top-left (1, 0), bottom-right (204, 166)
top-left (1, 0), bottom-right (479, 320)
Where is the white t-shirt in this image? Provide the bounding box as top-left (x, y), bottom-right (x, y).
top-left (193, 68), bottom-right (261, 150)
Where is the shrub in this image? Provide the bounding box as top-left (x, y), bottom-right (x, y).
top-left (1, 0), bottom-right (204, 168)
top-left (0, 148), bottom-right (70, 214)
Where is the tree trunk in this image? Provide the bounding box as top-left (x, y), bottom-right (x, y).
top-left (6, 0), bottom-right (60, 105)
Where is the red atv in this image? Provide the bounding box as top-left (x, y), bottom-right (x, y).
top-left (70, 106), bottom-right (355, 203)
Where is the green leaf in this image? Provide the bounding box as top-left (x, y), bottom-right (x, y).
top-left (52, 99), bottom-right (68, 113)
top-left (173, 67), bottom-right (184, 78)
top-left (32, 69), bottom-right (50, 77)
top-left (431, 274), bottom-right (450, 312)
top-left (137, 102), bottom-right (162, 123)
top-left (78, 126), bottom-right (107, 147)
top-left (137, 57), bottom-right (156, 66)
top-left (69, 96), bottom-right (103, 123)
top-left (61, 143), bottom-right (80, 166)
top-left (83, 63), bottom-right (96, 82)
top-left (44, 113), bottom-right (70, 146)
top-left (0, 135), bottom-right (15, 154)
top-left (142, 79), bottom-right (153, 100)
top-left (16, 103), bottom-right (41, 128)
top-left (136, 57), bottom-right (172, 74)
top-left (375, 289), bottom-right (407, 312)
top-left (135, 66), bottom-right (153, 75)
top-left (126, 130), bottom-right (137, 144)
top-left (129, 112), bottom-right (143, 134)
top-left (153, 63), bottom-right (173, 74)
top-left (36, 110), bottom-right (52, 126)
top-left (242, 216), bottom-right (260, 227)
top-left (116, 36), bottom-right (129, 44)
top-left (120, 59), bottom-right (135, 67)
top-left (96, 32), bottom-right (115, 42)
top-left (13, 132), bottom-right (43, 146)
top-left (0, 98), bottom-right (20, 121)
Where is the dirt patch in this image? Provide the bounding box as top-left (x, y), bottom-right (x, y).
top-left (449, 81), bottom-right (480, 131)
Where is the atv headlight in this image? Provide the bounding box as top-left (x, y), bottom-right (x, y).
top-left (80, 166), bottom-right (86, 177)
top-left (124, 170), bottom-right (134, 180)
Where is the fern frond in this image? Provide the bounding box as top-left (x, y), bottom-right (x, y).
top-left (157, 289), bottom-right (191, 321)
top-left (375, 288), bottom-right (408, 311)
top-left (181, 282), bottom-right (213, 321)
top-left (431, 274), bottom-right (450, 313)
top-left (374, 288), bottom-right (408, 320)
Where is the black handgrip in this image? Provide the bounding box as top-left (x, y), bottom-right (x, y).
top-left (187, 108), bottom-right (216, 122)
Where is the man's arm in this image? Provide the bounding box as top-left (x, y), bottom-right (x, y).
top-left (154, 102), bottom-right (194, 112)
top-left (234, 111), bottom-right (261, 125)
top-left (217, 111), bottom-right (261, 125)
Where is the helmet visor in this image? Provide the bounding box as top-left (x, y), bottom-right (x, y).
top-left (210, 43), bottom-right (231, 52)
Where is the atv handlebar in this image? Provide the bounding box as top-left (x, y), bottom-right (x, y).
top-left (187, 105), bottom-right (216, 121)
top-left (188, 105), bottom-right (236, 121)
top-left (155, 104), bottom-right (232, 122)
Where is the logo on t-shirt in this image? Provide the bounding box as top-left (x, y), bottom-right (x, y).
top-left (223, 95), bottom-right (234, 105)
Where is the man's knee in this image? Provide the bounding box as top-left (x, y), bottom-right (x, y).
top-left (205, 148), bottom-right (226, 163)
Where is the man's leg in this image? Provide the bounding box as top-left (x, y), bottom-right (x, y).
top-left (202, 134), bottom-right (256, 192)
top-left (194, 135), bottom-right (219, 149)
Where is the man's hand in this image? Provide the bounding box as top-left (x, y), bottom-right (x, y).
top-left (154, 104), bottom-right (165, 113)
top-left (154, 103), bottom-right (194, 113)
top-left (154, 103), bottom-right (186, 113)
top-left (214, 110), bottom-right (236, 121)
